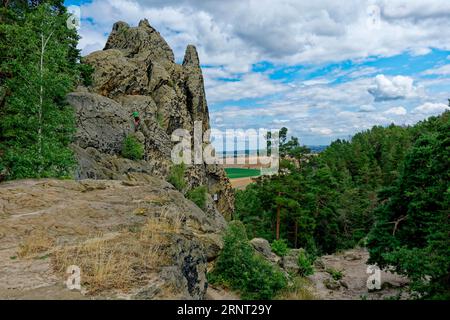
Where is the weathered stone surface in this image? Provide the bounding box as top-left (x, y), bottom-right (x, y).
top-left (280, 249), bottom-right (302, 274)
top-left (83, 49), bottom-right (152, 99)
top-left (307, 248), bottom-right (410, 300)
top-left (68, 92), bottom-right (133, 154)
top-left (69, 19), bottom-right (234, 218)
top-left (0, 178), bottom-right (226, 300)
top-left (104, 20), bottom-right (175, 63)
top-left (250, 238), bottom-right (280, 264)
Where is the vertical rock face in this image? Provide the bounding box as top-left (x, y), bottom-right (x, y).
top-left (69, 20), bottom-right (234, 218)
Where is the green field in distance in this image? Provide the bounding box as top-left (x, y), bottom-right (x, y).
top-left (225, 168), bottom-right (261, 179)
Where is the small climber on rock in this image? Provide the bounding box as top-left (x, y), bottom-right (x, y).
top-left (132, 111), bottom-right (140, 130)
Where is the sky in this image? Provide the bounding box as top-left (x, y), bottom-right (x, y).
top-left (65, 0), bottom-right (450, 146)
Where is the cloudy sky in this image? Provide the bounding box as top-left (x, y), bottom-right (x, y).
top-left (66, 0), bottom-right (450, 145)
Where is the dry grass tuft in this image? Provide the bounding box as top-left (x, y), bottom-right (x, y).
top-left (18, 231), bottom-right (55, 258)
top-left (52, 216), bottom-right (179, 294)
top-left (275, 277), bottom-right (317, 300)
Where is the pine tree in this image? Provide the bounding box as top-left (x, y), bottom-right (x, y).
top-left (0, 3), bottom-right (79, 179)
top-left (367, 111), bottom-right (450, 299)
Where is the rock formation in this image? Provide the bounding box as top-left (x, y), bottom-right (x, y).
top-left (69, 19), bottom-right (234, 218)
top-left (0, 178), bottom-right (226, 299)
top-left (0, 19), bottom-right (237, 301)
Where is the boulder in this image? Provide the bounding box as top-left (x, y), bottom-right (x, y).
top-left (250, 238), bottom-right (280, 263)
top-left (68, 92), bottom-right (133, 154)
top-left (280, 249), bottom-right (302, 274)
top-left (0, 178), bottom-right (226, 299)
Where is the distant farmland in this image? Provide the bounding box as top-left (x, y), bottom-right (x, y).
top-left (225, 168), bottom-right (261, 179)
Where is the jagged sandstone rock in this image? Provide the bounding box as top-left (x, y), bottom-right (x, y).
top-left (70, 19), bottom-right (234, 218)
top-left (0, 178), bottom-right (226, 299)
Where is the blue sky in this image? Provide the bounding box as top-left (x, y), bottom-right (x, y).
top-left (66, 0), bottom-right (450, 146)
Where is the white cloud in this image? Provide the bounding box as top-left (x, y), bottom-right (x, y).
top-left (72, 0), bottom-right (450, 145)
top-left (368, 74), bottom-right (418, 101)
top-left (412, 102), bottom-right (449, 114)
top-left (273, 119), bottom-right (290, 124)
top-left (77, 0), bottom-right (450, 71)
top-left (206, 73), bottom-right (287, 103)
top-left (409, 47), bottom-right (432, 56)
top-left (310, 127), bottom-right (333, 136)
top-left (384, 106), bottom-right (407, 116)
top-left (359, 104), bottom-right (376, 112)
top-left (422, 64), bottom-right (450, 76)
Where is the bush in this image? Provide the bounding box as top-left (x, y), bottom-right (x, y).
top-left (168, 163), bottom-right (186, 191)
top-left (121, 134), bottom-right (144, 160)
top-left (297, 250), bottom-right (314, 277)
top-left (187, 186), bottom-right (207, 210)
top-left (78, 62), bottom-right (94, 87)
top-left (209, 221), bottom-right (287, 300)
top-left (326, 267), bottom-right (343, 281)
top-left (271, 239), bottom-right (289, 257)
top-left (156, 112), bottom-right (164, 128)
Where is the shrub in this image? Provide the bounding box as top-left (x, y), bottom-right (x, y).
top-left (209, 221), bottom-right (287, 299)
top-left (168, 163), bottom-right (186, 191)
top-left (156, 112), bottom-right (164, 128)
top-left (187, 186), bottom-right (207, 210)
top-left (271, 239), bottom-right (289, 257)
top-left (326, 267), bottom-right (344, 281)
top-left (78, 63), bottom-right (94, 87)
top-left (297, 250), bottom-right (314, 277)
top-left (121, 134), bottom-right (144, 160)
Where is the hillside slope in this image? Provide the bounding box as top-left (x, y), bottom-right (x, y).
top-left (0, 177), bottom-right (226, 299)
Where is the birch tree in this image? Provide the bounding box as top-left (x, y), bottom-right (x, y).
top-left (0, 3), bottom-right (78, 179)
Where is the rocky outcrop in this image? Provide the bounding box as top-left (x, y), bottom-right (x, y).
top-left (280, 249), bottom-right (303, 274)
top-left (250, 238), bottom-right (280, 264)
top-left (70, 19), bottom-right (234, 218)
top-left (0, 178), bottom-right (226, 299)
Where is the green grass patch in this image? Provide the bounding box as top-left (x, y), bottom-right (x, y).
top-left (225, 168), bottom-right (261, 179)
top-left (187, 186), bottom-right (207, 210)
top-left (168, 163), bottom-right (186, 191)
top-left (121, 134), bottom-right (144, 160)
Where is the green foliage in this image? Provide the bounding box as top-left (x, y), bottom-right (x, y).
top-left (367, 112), bottom-right (450, 299)
top-left (186, 186), bottom-right (207, 210)
top-left (326, 267), bottom-right (344, 281)
top-left (156, 112), bottom-right (164, 128)
top-left (235, 117), bottom-right (449, 255)
top-left (121, 134), bottom-right (144, 160)
top-left (225, 167), bottom-right (261, 179)
top-left (235, 113), bottom-right (449, 298)
top-left (168, 163), bottom-right (186, 191)
top-left (0, 3), bottom-right (80, 180)
top-left (297, 250), bottom-right (314, 277)
top-left (209, 221), bottom-right (287, 300)
top-left (279, 127), bottom-right (311, 159)
top-left (78, 62), bottom-right (94, 87)
top-left (271, 239), bottom-right (289, 257)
